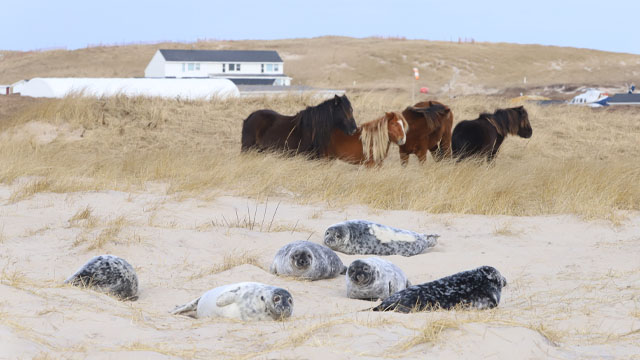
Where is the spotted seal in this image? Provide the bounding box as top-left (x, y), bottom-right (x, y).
top-left (64, 254), bottom-right (139, 301)
top-left (372, 266), bottom-right (507, 313)
top-left (346, 257), bottom-right (411, 301)
top-left (324, 220), bottom-right (438, 257)
top-left (270, 241), bottom-right (346, 280)
top-left (171, 282), bottom-right (293, 321)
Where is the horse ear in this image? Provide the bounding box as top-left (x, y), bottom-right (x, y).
top-left (334, 95), bottom-right (341, 105)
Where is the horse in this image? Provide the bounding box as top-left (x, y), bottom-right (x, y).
top-left (451, 105), bottom-right (532, 162)
top-left (326, 112), bottom-right (409, 167)
top-left (241, 95), bottom-right (357, 158)
top-left (398, 101), bottom-right (453, 165)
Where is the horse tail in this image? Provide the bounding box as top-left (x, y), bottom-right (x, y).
top-left (437, 107), bottom-right (454, 160)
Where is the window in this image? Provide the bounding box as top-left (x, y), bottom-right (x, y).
top-left (236, 64), bottom-right (241, 71)
top-left (266, 64), bottom-right (274, 72)
top-left (222, 63), bottom-right (226, 73)
top-left (182, 63), bottom-right (185, 72)
top-left (274, 64), bottom-right (279, 72)
top-left (261, 64), bottom-right (264, 73)
top-left (188, 63), bottom-right (194, 71)
top-left (195, 63), bottom-right (200, 70)
top-left (229, 64), bottom-right (235, 71)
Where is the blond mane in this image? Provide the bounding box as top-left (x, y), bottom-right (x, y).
top-left (360, 113), bottom-right (407, 164)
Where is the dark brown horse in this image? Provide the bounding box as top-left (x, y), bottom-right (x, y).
top-left (398, 101), bottom-right (453, 165)
top-left (326, 112), bottom-right (408, 167)
top-left (451, 106), bottom-right (532, 162)
top-left (241, 95), bottom-right (357, 158)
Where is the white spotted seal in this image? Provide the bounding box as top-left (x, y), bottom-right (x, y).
top-left (171, 282), bottom-right (293, 321)
top-left (324, 220), bottom-right (438, 257)
top-left (64, 254), bottom-right (138, 301)
top-left (372, 266), bottom-right (507, 313)
top-left (346, 257), bottom-right (411, 301)
top-left (270, 241), bottom-right (346, 280)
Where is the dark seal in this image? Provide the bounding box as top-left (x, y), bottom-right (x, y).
top-left (372, 266), bottom-right (507, 313)
top-left (64, 254), bottom-right (139, 301)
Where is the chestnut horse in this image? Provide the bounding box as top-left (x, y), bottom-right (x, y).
top-left (398, 101), bottom-right (453, 165)
top-left (241, 95), bottom-right (357, 158)
top-left (326, 112), bottom-right (409, 167)
top-left (452, 106), bottom-right (532, 162)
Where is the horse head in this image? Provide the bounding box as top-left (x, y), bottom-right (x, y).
top-left (386, 112), bottom-right (409, 146)
top-left (515, 106), bottom-right (532, 138)
top-left (333, 95), bottom-right (357, 135)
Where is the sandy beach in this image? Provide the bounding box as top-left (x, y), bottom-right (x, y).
top-left (1, 182), bottom-right (639, 359)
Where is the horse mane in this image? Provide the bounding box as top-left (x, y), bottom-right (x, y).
top-left (480, 107), bottom-right (525, 137)
top-left (360, 114), bottom-right (390, 164)
top-left (406, 104), bottom-right (450, 132)
top-left (360, 113), bottom-right (408, 164)
top-left (294, 97), bottom-right (342, 156)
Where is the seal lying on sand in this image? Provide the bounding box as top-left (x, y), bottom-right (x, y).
top-left (270, 241), bottom-right (346, 280)
top-left (65, 254), bottom-right (139, 301)
top-left (171, 282), bottom-right (293, 321)
top-left (324, 220), bottom-right (438, 257)
top-left (346, 257), bottom-right (411, 301)
top-left (372, 266), bottom-right (507, 313)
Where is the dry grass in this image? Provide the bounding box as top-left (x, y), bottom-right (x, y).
top-left (1, 93), bottom-right (639, 219)
top-left (188, 251), bottom-right (262, 280)
top-left (72, 214), bottom-right (130, 250)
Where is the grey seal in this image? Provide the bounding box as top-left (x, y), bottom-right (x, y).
top-left (346, 257), bottom-right (410, 300)
top-left (324, 220), bottom-right (438, 257)
top-left (270, 241), bottom-right (346, 280)
top-left (372, 266), bottom-right (507, 313)
top-left (64, 254), bottom-right (138, 301)
top-left (171, 282), bottom-right (293, 321)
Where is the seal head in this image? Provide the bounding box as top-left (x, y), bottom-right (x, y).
top-left (265, 287), bottom-right (294, 320)
top-left (347, 260), bottom-right (376, 287)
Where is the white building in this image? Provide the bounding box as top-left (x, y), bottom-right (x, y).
top-left (12, 78), bottom-right (239, 99)
top-left (145, 49), bottom-right (292, 86)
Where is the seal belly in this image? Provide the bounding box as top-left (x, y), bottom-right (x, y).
top-left (369, 224), bottom-right (419, 243)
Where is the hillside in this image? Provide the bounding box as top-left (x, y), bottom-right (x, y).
top-left (1, 37), bottom-right (639, 96)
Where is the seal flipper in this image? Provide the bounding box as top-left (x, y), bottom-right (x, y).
top-left (425, 234), bottom-right (439, 247)
top-left (216, 288), bottom-right (240, 307)
top-left (340, 265), bottom-right (347, 275)
top-left (170, 297), bottom-right (201, 318)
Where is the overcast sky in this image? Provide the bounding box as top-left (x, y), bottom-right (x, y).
top-left (1, 0), bottom-right (638, 54)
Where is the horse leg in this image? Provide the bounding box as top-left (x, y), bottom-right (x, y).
top-left (488, 135), bottom-right (504, 162)
top-left (429, 145), bottom-right (443, 162)
top-left (399, 150), bottom-right (410, 167)
top-left (417, 147), bottom-right (428, 164)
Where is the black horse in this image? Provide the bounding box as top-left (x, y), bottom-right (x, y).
top-left (451, 106), bottom-right (532, 162)
top-left (241, 95), bottom-right (357, 158)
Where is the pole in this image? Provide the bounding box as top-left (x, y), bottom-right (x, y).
top-left (412, 67), bottom-right (419, 104)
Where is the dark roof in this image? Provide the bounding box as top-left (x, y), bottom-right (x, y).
top-left (605, 93), bottom-right (640, 103)
top-left (159, 49), bottom-right (282, 62)
top-left (229, 78), bottom-right (275, 86)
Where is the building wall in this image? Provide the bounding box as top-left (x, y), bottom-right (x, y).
top-left (144, 51), bottom-right (166, 78)
top-left (164, 61), bottom-right (284, 78)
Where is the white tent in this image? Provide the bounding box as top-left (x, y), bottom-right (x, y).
top-left (12, 78), bottom-right (239, 99)
top-left (568, 88), bottom-right (608, 107)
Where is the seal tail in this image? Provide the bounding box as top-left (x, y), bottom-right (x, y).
top-left (170, 297), bottom-right (201, 318)
top-left (425, 234), bottom-right (439, 247)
